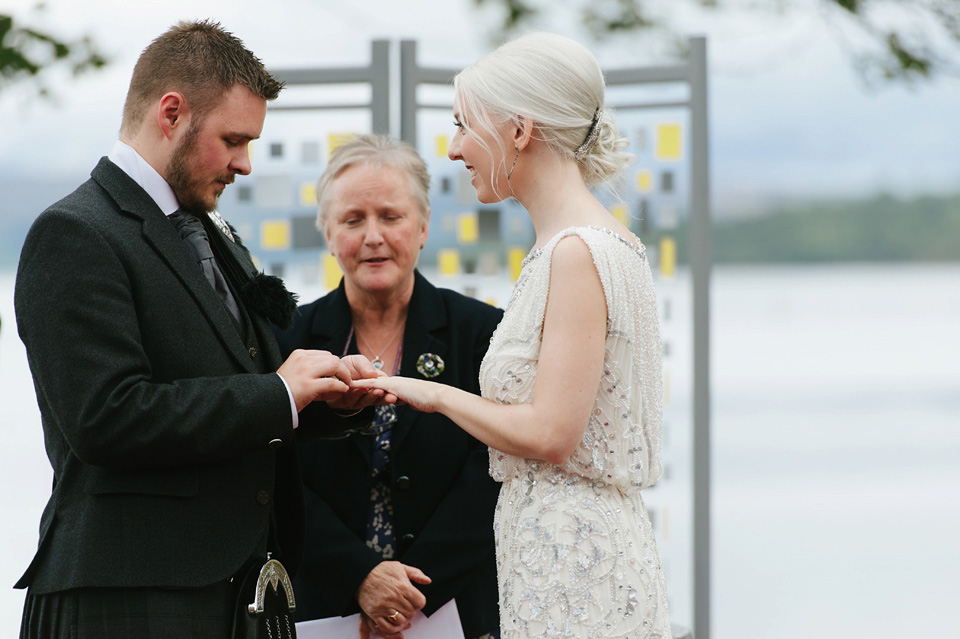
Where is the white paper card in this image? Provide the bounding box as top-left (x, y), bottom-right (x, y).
top-left (295, 599), bottom-right (464, 639)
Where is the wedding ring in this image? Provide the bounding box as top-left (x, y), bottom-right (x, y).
top-left (387, 610), bottom-right (400, 622)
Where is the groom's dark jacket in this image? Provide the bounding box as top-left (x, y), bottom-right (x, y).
top-left (14, 157), bottom-right (352, 593)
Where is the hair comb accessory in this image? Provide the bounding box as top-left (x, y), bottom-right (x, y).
top-left (574, 108), bottom-right (603, 160)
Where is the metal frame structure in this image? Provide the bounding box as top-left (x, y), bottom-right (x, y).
top-left (268, 37), bottom-right (713, 639)
top-left (398, 37), bottom-right (712, 639)
top-left (270, 40), bottom-right (391, 135)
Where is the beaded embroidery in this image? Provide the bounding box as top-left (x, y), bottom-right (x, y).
top-left (480, 226), bottom-right (669, 638)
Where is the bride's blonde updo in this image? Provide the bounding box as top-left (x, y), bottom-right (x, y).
top-left (454, 32), bottom-right (631, 187)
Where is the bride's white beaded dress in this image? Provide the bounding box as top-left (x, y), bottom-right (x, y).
top-left (480, 226), bottom-right (670, 639)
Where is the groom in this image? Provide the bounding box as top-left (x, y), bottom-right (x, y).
top-left (14, 20), bottom-right (381, 638)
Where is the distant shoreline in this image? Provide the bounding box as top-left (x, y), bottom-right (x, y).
top-left (4, 191), bottom-right (958, 269)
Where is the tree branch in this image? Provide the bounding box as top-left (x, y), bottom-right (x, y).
top-left (0, 13), bottom-right (108, 97)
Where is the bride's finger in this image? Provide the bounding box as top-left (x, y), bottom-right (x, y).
top-left (352, 378), bottom-right (390, 390)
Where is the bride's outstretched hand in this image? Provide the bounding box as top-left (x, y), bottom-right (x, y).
top-left (352, 376), bottom-right (441, 413)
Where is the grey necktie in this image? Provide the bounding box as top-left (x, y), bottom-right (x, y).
top-left (169, 211), bottom-right (242, 324)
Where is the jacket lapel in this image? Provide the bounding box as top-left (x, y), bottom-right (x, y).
top-left (389, 272), bottom-right (449, 453)
top-left (219, 231), bottom-right (286, 370)
top-left (91, 158), bottom-right (258, 373)
top-left (307, 283), bottom-right (374, 465)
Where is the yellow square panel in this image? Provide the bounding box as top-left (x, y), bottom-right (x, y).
top-left (436, 134), bottom-right (449, 158)
top-left (507, 246), bottom-right (526, 282)
top-left (328, 133), bottom-right (359, 158)
top-left (261, 220), bottom-right (291, 250)
top-left (611, 203), bottom-right (628, 226)
top-left (659, 236), bottom-right (676, 277)
top-left (300, 182), bottom-right (318, 207)
top-left (458, 212), bottom-right (478, 244)
top-left (323, 253), bottom-right (343, 290)
top-left (636, 169), bottom-right (652, 192)
top-left (437, 248), bottom-right (461, 275)
top-left (656, 124), bottom-right (682, 162)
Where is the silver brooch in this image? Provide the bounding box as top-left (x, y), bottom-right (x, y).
top-left (416, 353), bottom-right (445, 378)
top-left (208, 210), bottom-right (236, 243)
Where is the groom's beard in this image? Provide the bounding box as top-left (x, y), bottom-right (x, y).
top-left (166, 121), bottom-right (233, 215)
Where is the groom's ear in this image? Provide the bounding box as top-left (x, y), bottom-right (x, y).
top-left (157, 92), bottom-right (189, 140)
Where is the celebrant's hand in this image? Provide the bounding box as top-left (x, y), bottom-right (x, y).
top-left (325, 355), bottom-right (399, 412)
top-left (359, 611), bottom-right (405, 639)
top-left (357, 561), bottom-right (430, 639)
top-left (342, 354), bottom-right (383, 381)
top-left (351, 376), bottom-right (441, 413)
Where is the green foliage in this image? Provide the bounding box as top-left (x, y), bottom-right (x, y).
top-left (477, 0), bottom-right (960, 84)
top-left (583, 0), bottom-right (657, 37)
top-left (883, 32), bottom-right (932, 79)
top-left (656, 193), bottom-right (960, 263)
top-left (473, 0), bottom-right (538, 38)
top-left (0, 12), bottom-right (108, 97)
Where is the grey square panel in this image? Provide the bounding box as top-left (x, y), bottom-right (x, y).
top-left (457, 170), bottom-right (475, 204)
top-left (255, 175), bottom-right (293, 208)
top-left (292, 214), bottom-right (325, 250)
top-left (302, 141), bottom-right (321, 165)
top-left (478, 207), bottom-right (500, 242)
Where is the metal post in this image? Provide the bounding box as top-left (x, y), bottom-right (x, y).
top-left (688, 35), bottom-right (712, 639)
top-left (370, 40), bottom-right (390, 135)
top-left (399, 40), bottom-right (460, 145)
top-left (399, 40), bottom-right (418, 146)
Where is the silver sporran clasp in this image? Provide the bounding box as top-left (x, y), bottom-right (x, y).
top-left (247, 558), bottom-right (296, 615)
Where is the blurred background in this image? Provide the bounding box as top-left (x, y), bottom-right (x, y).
top-left (2, 0), bottom-right (958, 637)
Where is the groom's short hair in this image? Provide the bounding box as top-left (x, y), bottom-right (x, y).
top-left (120, 20), bottom-right (283, 137)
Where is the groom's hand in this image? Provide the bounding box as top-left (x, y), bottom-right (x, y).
top-left (277, 349), bottom-right (351, 411)
top-left (326, 354), bottom-right (399, 412)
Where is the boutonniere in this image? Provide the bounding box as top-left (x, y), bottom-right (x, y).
top-left (416, 353), bottom-right (445, 378)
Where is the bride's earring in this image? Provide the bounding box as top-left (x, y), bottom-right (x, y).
top-left (507, 147), bottom-right (520, 181)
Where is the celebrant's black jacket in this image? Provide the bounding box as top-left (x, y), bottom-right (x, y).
top-left (14, 157), bottom-right (363, 594)
top-left (274, 270), bottom-right (503, 638)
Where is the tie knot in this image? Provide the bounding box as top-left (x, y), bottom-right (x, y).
top-left (170, 211), bottom-right (214, 262)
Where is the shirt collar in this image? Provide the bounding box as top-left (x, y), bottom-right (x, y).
top-left (107, 140), bottom-right (180, 216)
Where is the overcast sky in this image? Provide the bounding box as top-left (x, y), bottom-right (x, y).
top-left (2, 0), bottom-right (958, 214)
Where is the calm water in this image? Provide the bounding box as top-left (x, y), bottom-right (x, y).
top-left (2, 263), bottom-right (958, 637)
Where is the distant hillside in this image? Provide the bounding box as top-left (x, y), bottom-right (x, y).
top-left (659, 192), bottom-right (960, 263)
top-left (4, 182), bottom-right (959, 268)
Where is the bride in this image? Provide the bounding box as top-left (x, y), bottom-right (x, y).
top-left (355, 32), bottom-right (671, 639)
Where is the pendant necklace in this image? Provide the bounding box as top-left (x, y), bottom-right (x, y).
top-left (350, 320), bottom-right (405, 370)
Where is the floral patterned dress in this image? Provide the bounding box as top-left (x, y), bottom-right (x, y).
top-left (480, 226), bottom-right (670, 639)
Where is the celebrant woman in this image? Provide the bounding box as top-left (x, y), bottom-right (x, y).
top-left (274, 134), bottom-right (502, 639)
